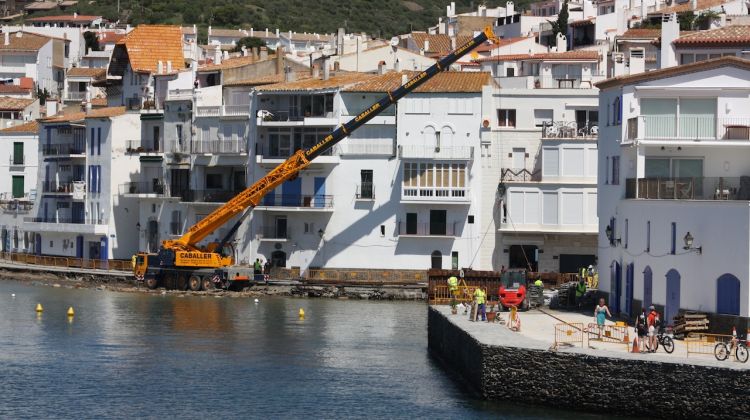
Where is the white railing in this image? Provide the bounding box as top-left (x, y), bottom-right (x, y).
top-left (339, 142), bottom-right (395, 156)
top-left (65, 91), bottom-right (86, 101)
top-left (628, 116), bottom-right (750, 141)
top-left (195, 106), bottom-right (221, 117)
top-left (402, 186), bottom-right (469, 201)
top-left (398, 145), bottom-right (474, 160)
top-left (191, 140), bottom-right (247, 154)
top-left (167, 88), bottom-right (193, 100)
top-left (223, 104), bottom-right (249, 116)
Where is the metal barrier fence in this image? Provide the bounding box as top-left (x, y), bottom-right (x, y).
top-left (686, 333), bottom-right (732, 357)
top-left (555, 322), bottom-right (584, 347)
top-left (0, 251), bottom-right (131, 272)
top-left (305, 268), bottom-right (426, 285)
top-left (428, 279), bottom-right (501, 304)
top-left (586, 323), bottom-right (631, 349)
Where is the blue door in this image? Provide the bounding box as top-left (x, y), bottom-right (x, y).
top-left (717, 274), bottom-right (740, 315)
top-left (282, 178), bottom-right (301, 206)
top-left (625, 263), bottom-right (634, 317)
top-left (666, 269), bottom-right (681, 327)
top-left (611, 261), bottom-right (621, 314)
top-left (99, 236), bottom-right (108, 262)
top-left (314, 177), bottom-right (325, 208)
top-left (75, 235), bottom-right (83, 258)
top-left (643, 266), bottom-right (653, 311)
top-left (35, 234), bottom-right (41, 255)
top-left (43, 201), bottom-right (48, 222)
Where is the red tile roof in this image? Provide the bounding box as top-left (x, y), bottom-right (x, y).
top-left (41, 106), bottom-right (126, 123)
top-left (67, 67), bottom-right (106, 78)
top-left (255, 72), bottom-right (373, 92)
top-left (344, 71), bottom-right (493, 93)
top-left (0, 32), bottom-right (52, 52)
top-left (619, 28), bottom-right (661, 40)
top-left (0, 120), bottom-right (38, 134)
top-left (673, 25), bottom-right (750, 47)
top-left (0, 97), bottom-right (34, 110)
top-left (27, 14), bottom-right (100, 23)
top-left (116, 25), bottom-right (185, 73)
top-left (475, 50), bottom-right (600, 62)
top-left (652, 0), bottom-right (726, 14)
top-left (98, 31), bottom-right (126, 44)
top-left (0, 84), bottom-right (31, 94)
top-left (473, 37), bottom-right (530, 52)
top-left (596, 56), bottom-right (750, 89)
top-left (570, 17), bottom-right (595, 27)
top-left (408, 32), bottom-right (472, 54)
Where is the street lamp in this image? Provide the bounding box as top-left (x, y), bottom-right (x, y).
top-left (605, 225), bottom-right (612, 242)
top-left (683, 232), bottom-right (702, 254)
top-left (317, 228), bottom-right (324, 238)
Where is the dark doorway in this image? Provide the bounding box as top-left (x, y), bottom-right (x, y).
top-left (147, 220), bottom-right (159, 252)
top-left (170, 169), bottom-right (190, 201)
top-left (430, 209), bottom-right (447, 235)
top-left (406, 213), bottom-right (417, 235)
top-left (509, 245), bottom-right (537, 271)
top-left (271, 250), bottom-right (286, 267)
top-left (431, 250), bottom-right (442, 269)
top-left (558, 254), bottom-right (596, 273)
top-left (275, 217), bottom-right (287, 239)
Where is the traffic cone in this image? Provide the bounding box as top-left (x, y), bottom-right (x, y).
top-left (632, 335), bottom-right (640, 353)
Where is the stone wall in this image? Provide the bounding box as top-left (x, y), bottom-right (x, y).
top-left (428, 307), bottom-right (748, 418)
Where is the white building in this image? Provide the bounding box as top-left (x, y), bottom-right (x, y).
top-left (0, 120), bottom-right (38, 253)
top-left (0, 31), bottom-right (70, 97)
top-left (596, 56), bottom-right (750, 326)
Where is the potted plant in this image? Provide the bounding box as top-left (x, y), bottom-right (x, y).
top-left (450, 297), bottom-right (458, 315)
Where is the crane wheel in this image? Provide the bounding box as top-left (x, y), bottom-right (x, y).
top-left (188, 275), bottom-right (201, 291)
top-left (145, 277), bottom-right (158, 289)
top-left (164, 273), bottom-right (177, 289)
top-left (176, 274), bottom-right (188, 291)
top-left (201, 276), bottom-right (214, 291)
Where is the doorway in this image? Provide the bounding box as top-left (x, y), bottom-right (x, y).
top-left (508, 245), bottom-right (537, 271)
top-left (610, 261), bottom-right (621, 314)
top-left (275, 216), bottom-right (288, 239)
top-left (271, 250), bottom-right (286, 267)
top-left (625, 263), bottom-right (634, 317)
top-left (153, 126), bottom-right (160, 152)
top-left (147, 220), bottom-right (159, 252)
top-left (665, 269), bottom-right (681, 326)
top-left (716, 273), bottom-right (740, 316)
top-left (429, 209), bottom-right (447, 235)
top-left (431, 250), bottom-right (442, 269)
top-left (512, 148), bottom-right (526, 169)
top-left (643, 266), bottom-right (653, 311)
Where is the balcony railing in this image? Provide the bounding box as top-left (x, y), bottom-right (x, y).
top-left (398, 145), bottom-right (474, 160)
top-left (186, 189), bottom-right (244, 203)
top-left (501, 168), bottom-right (541, 182)
top-left (402, 186), bottom-right (468, 200)
top-left (191, 140), bottom-right (247, 154)
top-left (0, 200), bottom-right (33, 213)
top-left (257, 226), bottom-right (291, 240)
top-left (256, 143), bottom-right (334, 159)
top-left (261, 194), bottom-right (334, 208)
top-left (223, 104), bottom-right (249, 116)
top-left (9, 154), bottom-right (24, 165)
top-left (64, 91), bottom-right (86, 101)
top-left (495, 74), bottom-right (606, 89)
top-left (167, 88), bottom-right (193, 100)
top-left (25, 217), bottom-right (107, 225)
top-left (338, 142), bottom-right (394, 156)
top-left (627, 116), bottom-right (750, 141)
top-left (625, 177), bottom-right (750, 200)
top-left (541, 121), bottom-right (598, 139)
top-left (126, 140), bottom-right (162, 154)
top-left (258, 108), bottom-right (333, 122)
top-left (397, 221), bottom-right (458, 237)
top-left (42, 143), bottom-right (85, 155)
top-left (195, 106), bottom-right (221, 117)
top-left (356, 184), bottom-right (375, 200)
top-left (119, 182), bottom-right (168, 195)
top-left (42, 181), bottom-right (84, 194)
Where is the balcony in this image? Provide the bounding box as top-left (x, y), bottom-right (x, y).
top-left (397, 222), bottom-right (458, 237)
top-left (119, 181), bottom-right (169, 197)
top-left (257, 226), bottom-right (291, 241)
top-left (9, 154), bottom-right (25, 166)
top-left (24, 216), bottom-right (108, 234)
top-left (191, 140), bottom-right (247, 155)
top-left (257, 194), bottom-right (334, 211)
top-left (42, 143), bottom-right (85, 157)
top-left (126, 140), bottom-right (162, 154)
top-left (184, 189), bottom-right (244, 204)
top-left (541, 121), bottom-right (598, 139)
top-left (195, 105), bottom-right (250, 118)
top-left (166, 88), bottom-right (193, 101)
top-left (255, 144), bottom-right (338, 167)
top-left (356, 184), bottom-right (375, 200)
top-left (494, 74), bottom-right (606, 90)
top-left (64, 91), bottom-right (86, 101)
top-left (401, 186), bottom-right (470, 203)
top-left (338, 142), bottom-right (395, 156)
top-left (625, 177), bottom-right (750, 201)
top-left (128, 97), bottom-right (164, 113)
top-left (398, 145), bottom-right (474, 160)
top-left (42, 181), bottom-right (85, 198)
top-left (257, 108), bottom-right (337, 126)
top-left (0, 200), bottom-right (32, 213)
top-left (626, 116), bottom-right (750, 142)
top-left (501, 168), bottom-right (541, 182)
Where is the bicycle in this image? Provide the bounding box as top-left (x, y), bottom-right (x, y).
top-left (714, 335), bottom-right (749, 363)
top-left (643, 326), bottom-right (675, 354)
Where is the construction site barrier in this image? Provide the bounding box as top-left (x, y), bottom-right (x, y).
top-left (0, 251), bottom-right (131, 272)
top-left (686, 333), bottom-right (732, 357)
top-left (304, 268), bottom-right (426, 285)
top-left (555, 322), bottom-right (584, 347)
top-left (586, 323), bottom-right (631, 349)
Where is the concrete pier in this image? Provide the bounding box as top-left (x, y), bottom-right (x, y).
top-left (428, 305), bottom-right (748, 418)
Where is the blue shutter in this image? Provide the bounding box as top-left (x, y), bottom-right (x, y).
top-left (97, 165), bottom-right (102, 193)
top-left (97, 127), bottom-right (102, 155)
top-left (90, 127), bottom-right (94, 155)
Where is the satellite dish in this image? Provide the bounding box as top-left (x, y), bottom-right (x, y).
top-left (390, 37), bottom-right (399, 47)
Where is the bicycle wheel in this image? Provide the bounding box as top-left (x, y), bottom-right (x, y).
top-left (715, 343), bottom-right (729, 361)
top-left (736, 344), bottom-right (749, 363)
top-left (662, 336), bottom-right (675, 354)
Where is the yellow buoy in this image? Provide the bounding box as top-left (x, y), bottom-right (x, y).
top-left (67, 307), bottom-right (75, 317)
top-left (35, 303), bottom-right (43, 313)
top-left (298, 308), bottom-right (305, 318)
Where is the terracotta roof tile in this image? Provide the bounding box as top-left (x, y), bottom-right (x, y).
top-left (116, 25), bottom-right (185, 73)
top-left (673, 25), bottom-right (750, 47)
top-left (473, 37), bottom-right (529, 52)
top-left (41, 106), bottom-right (126, 123)
top-left (90, 97), bottom-right (107, 107)
top-left (255, 72), bottom-right (374, 92)
top-left (408, 32), bottom-right (472, 54)
top-left (0, 84), bottom-right (31, 94)
top-left (26, 14), bottom-right (100, 23)
top-left (98, 31), bottom-right (126, 44)
top-left (0, 32), bottom-right (52, 52)
top-left (209, 28), bottom-right (249, 38)
top-left (596, 56), bottom-right (750, 89)
top-left (620, 28), bottom-right (661, 39)
top-left (570, 17), bottom-right (595, 27)
top-left (475, 50), bottom-right (600, 62)
top-left (67, 67), bottom-right (106, 78)
top-left (198, 54), bottom-right (275, 72)
top-left (0, 120), bottom-right (38, 134)
top-left (24, 2), bottom-right (58, 10)
top-left (224, 72), bottom-right (311, 87)
top-left (0, 97), bottom-right (34, 110)
top-left (344, 71), bottom-right (493, 93)
top-left (651, 0), bottom-right (725, 14)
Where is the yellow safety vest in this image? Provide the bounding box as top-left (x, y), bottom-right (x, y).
top-left (474, 288), bottom-right (486, 305)
top-left (576, 282), bottom-right (587, 297)
top-left (448, 276), bottom-right (458, 291)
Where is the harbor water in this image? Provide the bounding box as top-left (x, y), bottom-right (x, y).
top-left (0, 280), bottom-right (599, 418)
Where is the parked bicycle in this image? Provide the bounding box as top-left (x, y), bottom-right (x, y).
top-left (644, 326), bottom-right (675, 354)
top-left (714, 335), bottom-right (749, 363)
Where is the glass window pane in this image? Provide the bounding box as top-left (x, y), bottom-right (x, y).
top-left (645, 158), bottom-right (670, 177)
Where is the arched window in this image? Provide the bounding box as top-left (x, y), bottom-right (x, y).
top-left (423, 125), bottom-right (436, 146)
top-left (717, 274), bottom-right (740, 315)
top-left (642, 266), bottom-right (652, 311)
top-left (431, 250), bottom-right (442, 269)
top-left (440, 125), bottom-right (454, 149)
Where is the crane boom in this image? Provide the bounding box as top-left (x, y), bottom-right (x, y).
top-left (162, 27), bottom-right (497, 253)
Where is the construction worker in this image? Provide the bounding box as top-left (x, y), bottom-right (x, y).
top-left (534, 278), bottom-right (543, 288)
top-left (447, 275), bottom-right (458, 297)
top-left (474, 287), bottom-right (487, 321)
top-left (131, 255), bottom-right (137, 269)
top-left (575, 277), bottom-right (587, 308)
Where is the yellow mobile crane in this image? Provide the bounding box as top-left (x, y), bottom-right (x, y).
top-left (134, 27), bottom-right (498, 290)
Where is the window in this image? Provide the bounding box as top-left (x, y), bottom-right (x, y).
top-left (431, 250), bottom-right (442, 269)
top-left (206, 174), bottom-right (223, 189)
top-left (402, 162), bottom-right (466, 197)
top-left (176, 124), bottom-right (183, 146)
top-left (468, 215), bottom-right (474, 224)
top-left (12, 142), bottom-right (23, 165)
top-left (611, 156), bottom-right (620, 185)
top-left (406, 213), bottom-right (417, 235)
top-left (605, 156), bottom-right (610, 184)
top-left (11, 175), bottom-right (23, 198)
top-left (624, 219), bottom-right (629, 248)
top-left (89, 127), bottom-right (94, 155)
top-left (451, 251), bottom-right (459, 270)
top-left (497, 109), bottom-right (516, 127)
top-left (613, 97), bottom-right (621, 125)
top-left (534, 109), bottom-right (553, 127)
top-left (170, 211), bottom-right (182, 235)
top-left (359, 169), bottom-right (373, 199)
top-left (506, 67), bottom-right (515, 77)
top-left (670, 222), bottom-right (676, 255)
top-left (97, 127), bottom-right (102, 155)
top-left (646, 221), bottom-right (650, 252)
top-left (430, 209), bottom-right (447, 235)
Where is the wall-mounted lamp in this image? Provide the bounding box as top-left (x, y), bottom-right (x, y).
top-left (136, 222), bottom-right (141, 231)
top-left (318, 228), bottom-right (324, 238)
top-left (605, 224), bottom-right (613, 241)
top-left (683, 232), bottom-right (702, 254)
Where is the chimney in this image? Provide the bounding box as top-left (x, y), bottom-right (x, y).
top-left (394, 58), bottom-right (400, 72)
top-left (275, 46), bottom-right (283, 74)
top-left (629, 48), bottom-right (645, 75)
top-left (73, 12), bottom-right (77, 18)
top-left (312, 63), bottom-right (320, 78)
top-left (223, 50), bottom-right (229, 60)
top-left (556, 32), bottom-right (567, 52)
top-left (252, 47), bottom-right (259, 60)
top-left (166, 60), bottom-right (172, 73)
top-left (506, 1), bottom-right (515, 16)
top-left (261, 46), bottom-right (269, 61)
top-left (289, 30), bottom-right (293, 39)
top-left (660, 13), bottom-right (679, 68)
top-left (691, 0), bottom-right (698, 11)
top-left (336, 27), bottom-right (345, 56)
top-left (284, 66), bottom-right (296, 82)
top-left (323, 56), bottom-right (330, 80)
top-left (251, 28), bottom-right (254, 37)
top-left (424, 39), bottom-right (430, 52)
top-left (450, 36), bottom-right (456, 50)
top-left (265, 28), bottom-right (269, 37)
top-left (4, 32), bottom-right (8, 46)
top-left (451, 1), bottom-right (456, 15)
top-left (401, 74), bottom-right (408, 85)
top-left (213, 45), bottom-right (222, 65)
top-left (378, 60), bottom-right (386, 75)
top-left (275, 28), bottom-right (279, 37)
top-left (208, 26), bottom-right (212, 36)
top-left (478, 5), bottom-right (486, 16)
top-left (157, 60), bottom-right (163, 74)
top-left (16, 31), bottom-right (22, 38)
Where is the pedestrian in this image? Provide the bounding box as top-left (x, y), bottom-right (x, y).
top-left (534, 278), bottom-right (543, 287)
top-left (594, 298), bottom-right (611, 339)
top-left (264, 260), bottom-right (271, 275)
top-left (253, 258), bottom-right (262, 281)
top-left (474, 287), bottom-right (487, 322)
top-left (635, 309), bottom-right (648, 353)
top-left (647, 305), bottom-right (659, 352)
